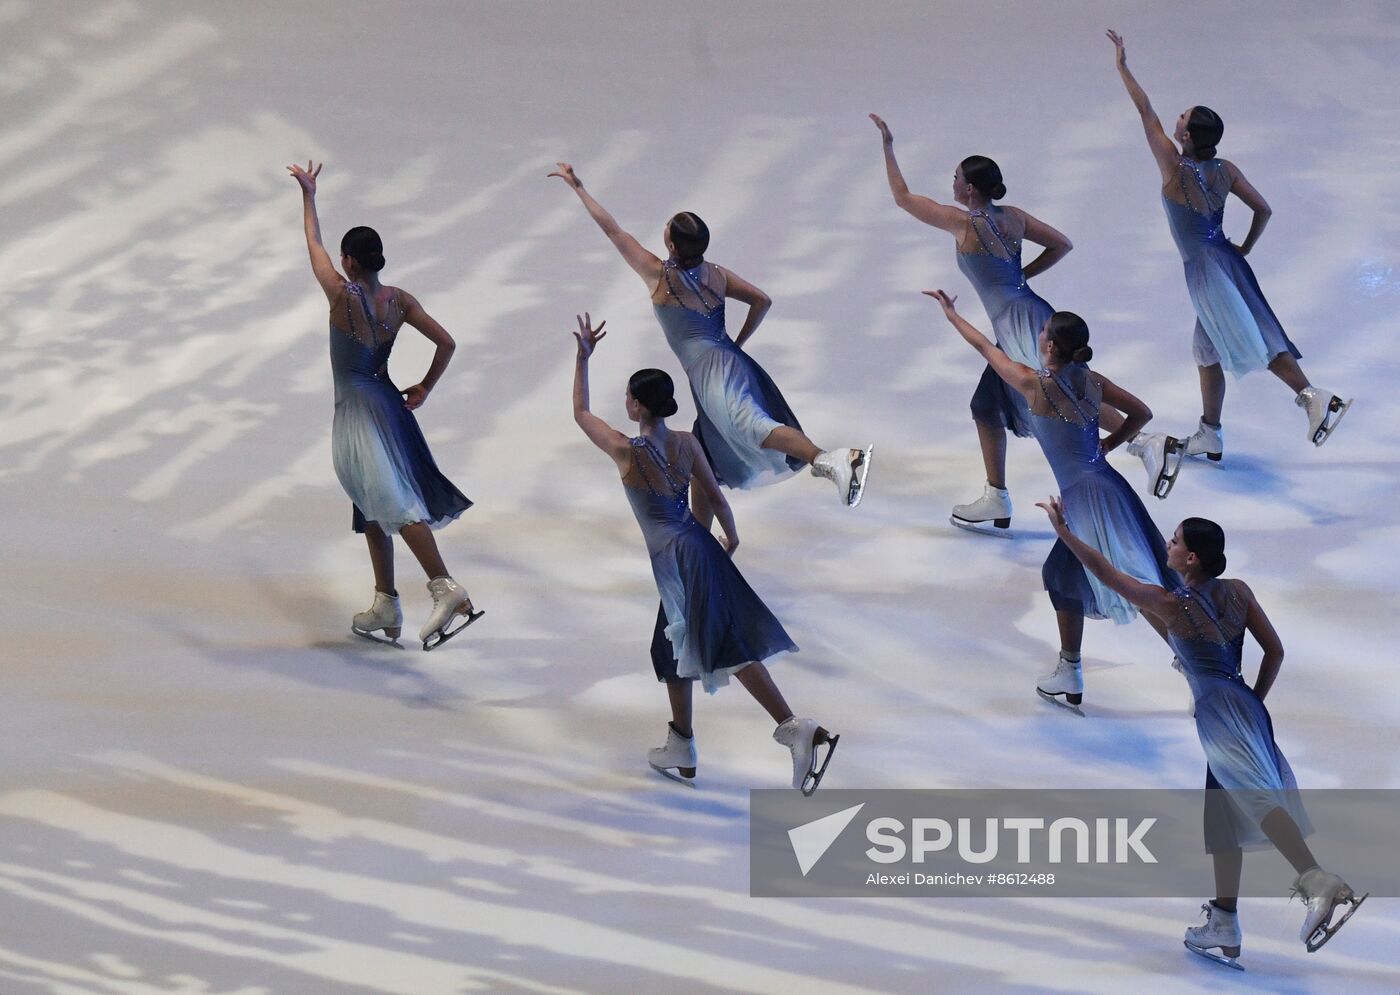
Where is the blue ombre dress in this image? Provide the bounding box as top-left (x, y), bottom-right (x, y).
top-left (625, 433), bottom-right (796, 693)
top-left (1161, 156), bottom-right (1301, 376)
top-left (653, 261), bottom-right (804, 489)
top-left (1166, 579), bottom-right (1311, 852)
top-left (1031, 366), bottom-right (1173, 623)
top-left (957, 209), bottom-right (1054, 438)
top-left (329, 282), bottom-right (471, 533)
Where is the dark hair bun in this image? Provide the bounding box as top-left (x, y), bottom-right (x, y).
top-left (1071, 345), bottom-right (1093, 363)
top-left (341, 226), bottom-right (387, 273)
top-left (628, 368), bottom-right (678, 418)
top-left (959, 155), bottom-right (1006, 201)
top-left (1181, 517), bottom-right (1227, 577)
top-left (1045, 311), bottom-right (1091, 364)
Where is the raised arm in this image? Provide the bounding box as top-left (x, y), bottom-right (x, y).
top-left (684, 433), bottom-right (740, 555)
top-left (1037, 496), bottom-right (1178, 616)
top-left (1235, 580), bottom-right (1285, 701)
top-left (719, 266), bottom-right (772, 349)
top-left (870, 114), bottom-right (967, 234)
top-left (571, 313), bottom-right (633, 470)
top-left (287, 161), bottom-right (345, 301)
top-left (1016, 208), bottom-right (1074, 280)
top-left (923, 290), bottom-right (1038, 395)
top-left (1106, 31), bottom-right (1179, 181)
top-left (398, 293), bottom-right (456, 410)
top-left (1223, 161), bottom-right (1272, 256)
top-left (549, 163), bottom-right (664, 285)
top-left (1093, 372), bottom-right (1152, 453)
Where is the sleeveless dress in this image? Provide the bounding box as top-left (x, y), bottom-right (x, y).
top-left (653, 261), bottom-right (804, 489)
top-left (1161, 156), bottom-right (1301, 376)
top-left (624, 433), bottom-right (796, 693)
top-left (328, 282), bottom-right (471, 533)
top-left (1166, 579), bottom-right (1311, 852)
top-left (957, 208), bottom-right (1054, 438)
top-left (1031, 365), bottom-right (1173, 623)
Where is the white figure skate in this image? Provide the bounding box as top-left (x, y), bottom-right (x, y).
top-left (1293, 866), bottom-right (1366, 952)
top-left (647, 723), bottom-right (697, 786)
top-left (773, 716), bottom-right (839, 795)
top-left (1127, 432), bottom-right (1185, 500)
top-left (1184, 418), bottom-right (1223, 463)
top-left (950, 483), bottom-right (1013, 538)
top-left (1183, 901), bottom-right (1244, 970)
top-left (351, 591), bottom-right (403, 647)
top-left (419, 576), bottom-right (484, 651)
top-left (1036, 653), bottom-right (1084, 715)
top-left (811, 445), bottom-right (874, 508)
top-left (1295, 387), bottom-right (1351, 447)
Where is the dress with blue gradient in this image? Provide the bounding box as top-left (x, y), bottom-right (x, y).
top-left (625, 433), bottom-right (795, 693)
top-left (328, 282), bottom-right (471, 533)
top-left (1161, 156), bottom-right (1301, 376)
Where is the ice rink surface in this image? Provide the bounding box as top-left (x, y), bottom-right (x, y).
top-left (2, 1), bottom-right (1399, 991)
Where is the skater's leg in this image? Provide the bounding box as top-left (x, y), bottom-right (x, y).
top-left (761, 426), bottom-right (822, 466)
top-left (665, 679), bottom-right (694, 739)
top-left (364, 522), bottom-right (396, 595)
top-left (975, 420), bottom-right (1008, 491)
top-left (1267, 353), bottom-right (1310, 395)
top-left (734, 662), bottom-right (795, 725)
top-left (1198, 363), bottom-right (1226, 426)
top-left (689, 479), bottom-right (715, 531)
top-left (399, 521), bottom-right (450, 580)
top-left (1260, 807), bottom-right (1319, 875)
top-left (1056, 610), bottom-right (1084, 657)
top-left (1211, 849), bottom-right (1243, 912)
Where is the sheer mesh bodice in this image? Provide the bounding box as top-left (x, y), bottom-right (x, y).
top-left (623, 433), bottom-right (701, 554)
top-left (331, 282), bottom-right (409, 351)
top-left (1030, 365), bottom-right (1101, 425)
top-left (959, 207), bottom-right (1024, 261)
top-left (1166, 579), bottom-right (1251, 697)
top-left (653, 260), bottom-right (726, 314)
top-left (1162, 157), bottom-right (1232, 247)
top-left (1027, 365), bottom-right (1109, 492)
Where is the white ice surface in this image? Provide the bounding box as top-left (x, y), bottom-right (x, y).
top-left (2, 1), bottom-right (1398, 992)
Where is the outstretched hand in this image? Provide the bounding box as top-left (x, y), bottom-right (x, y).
top-left (549, 162), bottom-right (582, 189)
top-left (1106, 29), bottom-right (1126, 67)
top-left (922, 289), bottom-right (960, 321)
top-left (869, 113), bottom-right (893, 145)
top-left (1036, 495), bottom-right (1071, 538)
top-left (288, 160), bottom-right (322, 196)
top-left (573, 312), bottom-right (607, 359)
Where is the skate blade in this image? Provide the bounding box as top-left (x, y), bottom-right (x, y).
top-left (801, 733), bottom-right (839, 796)
top-left (648, 763), bottom-right (697, 788)
top-left (1153, 438), bottom-right (1186, 500)
top-left (351, 628), bottom-right (404, 649)
top-left (949, 515), bottom-right (1014, 540)
top-left (1036, 687), bottom-right (1085, 716)
top-left (1305, 892), bottom-right (1366, 952)
top-left (1183, 940), bottom-right (1244, 971)
top-left (421, 608), bottom-right (485, 651)
top-left (847, 445), bottom-right (874, 509)
top-left (1311, 398), bottom-right (1352, 447)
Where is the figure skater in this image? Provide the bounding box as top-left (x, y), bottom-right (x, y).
top-left (570, 313), bottom-right (837, 793)
top-left (550, 162), bottom-right (873, 517)
top-left (1106, 30), bottom-right (1351, 460)
top-left (1038, 499), bottom-right (1366, 965)
top-left (289, 161), bottom-right (481, 650)
top-left (871, 114), bottom-right (1182, 525)
top-left (927, 290), bottom-right (1173, 709)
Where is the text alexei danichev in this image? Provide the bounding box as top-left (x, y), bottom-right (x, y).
top-left (867, 872), bottom-right (985, 885)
